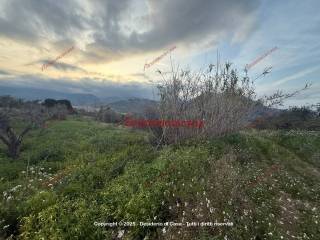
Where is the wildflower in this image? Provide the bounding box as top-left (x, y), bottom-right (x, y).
top-left (162, 227), bottom-right (166, 234)
top-left (117, 230), bottom-right (125, 238)
top-left (11, 185), bottom-right (22, 192)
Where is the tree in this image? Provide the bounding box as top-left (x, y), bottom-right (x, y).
top-left (43, 99), bottom-right (74, 113)
top-left (0, 96), bottom-right (48, 159)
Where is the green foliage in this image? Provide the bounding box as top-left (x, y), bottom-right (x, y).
top-left (252, 106), bottom-right (320, 130)
top-left (0, 117), bottom-right (319, 239)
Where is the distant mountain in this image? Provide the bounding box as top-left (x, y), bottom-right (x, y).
top-left (248, 103), bottom-right (283, 121)
top-left (0, 85), bottom-right (282, 118)
top-left (0, 85), bottom-right (101, 106)
top-left (108, 98), bottom-right (158, 114)
top-left (107, 96), bottom-right (282, 118)
top-left (100, 96), bottom-right (129, 104)
top-left (0, 85), bottom-right (158, 108)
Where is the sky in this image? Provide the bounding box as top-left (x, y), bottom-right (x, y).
top-left (0, 0), bottom-right (319, 107)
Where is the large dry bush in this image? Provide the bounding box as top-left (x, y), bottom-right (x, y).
top-left (145, 62), bottom-right (309, 145)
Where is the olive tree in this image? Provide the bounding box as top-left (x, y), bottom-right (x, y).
top-left (0, 96), bottom-right (48, 158)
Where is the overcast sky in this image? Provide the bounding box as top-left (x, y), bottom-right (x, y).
top-left (0, 0), bottom-right (319, 107)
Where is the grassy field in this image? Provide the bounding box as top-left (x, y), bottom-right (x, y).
top-left (0, 117), bottom-right (319, 239)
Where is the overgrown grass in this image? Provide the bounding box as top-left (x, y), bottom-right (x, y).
top-left (0, 117), bottom-right (319, 239)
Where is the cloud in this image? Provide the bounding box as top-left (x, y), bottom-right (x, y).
top-left (0, 69), bottom-right (10, 75)
top-left (271, 66), bottom-right (320, 87)
top-left (0, 0), bottom-right (88, 43)
top-left (0, 0), bottom-right (260, 63)
top-left (40, 61), bottom-right (82, 72)
top-left (86, 0), bottom-right (260, 62)
top-left (136, 0), bottom-right (259, 49)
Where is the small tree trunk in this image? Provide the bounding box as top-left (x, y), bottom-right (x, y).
top-left (8, 140), bottom-right (21, 159)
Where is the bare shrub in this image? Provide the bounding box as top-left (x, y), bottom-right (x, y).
top-left (147, 62), bottom-right (309, 145)
top-left (143, 106), bottom-right (164, 144)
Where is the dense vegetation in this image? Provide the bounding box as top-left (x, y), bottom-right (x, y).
top-left (1, 117), bottom-right (319, 239)
top-left (251, 106), bottom-right (320, 131)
